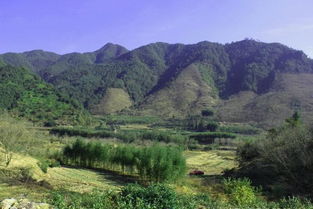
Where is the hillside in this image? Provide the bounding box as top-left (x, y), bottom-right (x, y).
top-left (1, 39), bottom-right (313, 127)
top-left (0, 64), bottom-right (87, 125)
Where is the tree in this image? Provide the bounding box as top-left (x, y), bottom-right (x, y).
top-left (0, 114), bottom-right (35, 166)
top-left (207, 122), bottom-right (219, 132)
top-left (201, 109), bottom-right (214, 117)
top-left (285, 111), bottom-right (301, 127)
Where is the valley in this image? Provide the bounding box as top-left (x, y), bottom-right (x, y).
top-left (1, 39), bottom-right (313, 208)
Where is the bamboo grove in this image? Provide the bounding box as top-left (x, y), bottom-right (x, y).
top-left (61, 139), bottom-right (186, 183)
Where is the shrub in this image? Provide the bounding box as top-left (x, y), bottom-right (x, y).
top-left (218, 125), bottom-right (261, 135)
top-left (190, 132), bottom-right (236, 144)
top-left (50, 127), bottom-right (189, 145)
top-left (119, 184), bottom-right (178, 209)
top-left (237, 124), bottom-right (313, 197)
top-left (44, 120), bottom-right (57, 127)
top-left (37, 160), bottom-right (49, 173)
top-left (206, 122), bottom-right (219, 132)
top-left (50, 190), bottom-right (113, 209)
top-left (50, 185), bottom-right (216, 209)
top-left (201, 109), bottom-right (214, 117)
top-left (223, 178), bottom-right (259, 207)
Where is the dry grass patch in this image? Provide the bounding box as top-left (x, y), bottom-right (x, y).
top-left (185, 150), bottom-right (237, 175)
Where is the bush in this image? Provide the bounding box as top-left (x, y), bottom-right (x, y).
top-left (218, 125), bottom-right (261, 135)
top-left (206, 122), bottom-right (219, 132)
top-left (50, 127), bottom-right (189, 145)
top-left (50, 190), bottom-right (113, 209)
top-left (44, 120), bottom-right (57, 127)
top-left (236, 123), bottom-right (313, 197)
top-left (37, 160), bottom-right (49, 173)
top-left (49, 185), bottom-right (313, 209)
top-left (190, 132), bottom-right (236, 144)
top-left (119, 184), bottom-right (178, 209)
top-left (201, 109), bottom-right (214, 117)
top-left (50, 184), bottom-right (214, 209)
top-left (223, 178), bottom-right (259, 207)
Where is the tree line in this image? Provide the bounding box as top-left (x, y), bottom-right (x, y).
top-left (60, 139), bottom-right (186, 183)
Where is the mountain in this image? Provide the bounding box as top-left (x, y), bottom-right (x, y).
top-left (0, 64), bottom-right (88, 125)
top-left (1, 39), bottom-right (313, 127)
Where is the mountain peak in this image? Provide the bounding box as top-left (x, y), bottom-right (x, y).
top-left (93, 43), bottom-right (128, 63)
top-left (97, 43), bottom-right (128, 52)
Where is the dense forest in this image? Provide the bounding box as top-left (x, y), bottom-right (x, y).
top-left (0, 64), bottom-right (89, 125)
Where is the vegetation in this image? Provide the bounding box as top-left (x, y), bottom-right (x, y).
top-left (0, 64), bottom-right (89, 125)
top-left (61, 139), bottom-right (186, 183)
top-left (190, 132), bottom-right (236, 144)
top-left (3, 39), bottom-right (313, 125)
top-left (2, 39), bottom-right (313, 208)
top-left (50, 182), bottom-right (313, 209)
top-left (50, 184), bottom-right (217, 209)
top-left (50, 127), bottom-right (189, 145)
top-left (0, 113), bottom-right (36, 166)
top-left (100, 115), bottom-right (161, 125)
top-left (218, 124), bottom-right (262, 135)
top-left (235, 113), bottom-right (313, 198)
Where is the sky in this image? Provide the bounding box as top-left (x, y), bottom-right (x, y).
top-left (1, 0), bottom-right (313, 57)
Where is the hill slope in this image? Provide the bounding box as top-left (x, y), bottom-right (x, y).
top-left (0, 64), bottom-right (87, 125)
top-left (1, 39), bottom-right (313, 127)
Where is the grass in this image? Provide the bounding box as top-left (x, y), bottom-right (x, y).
top-left (0, 113), bottom-right (242, 205)
top-left (91, 88), bottom-right (133, 114)
top-left (45, 167), bottom-right (124, 192)
top-left (98, 114), bottom-right (161, 125)
top-left (184, 150), bottom-right (237, 175)
top-left (216, 73), bottom-right (313, 128)
top-left (139, 64), bottom-right (218, 118)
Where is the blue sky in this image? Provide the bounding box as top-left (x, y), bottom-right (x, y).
top-left (1, 0), bottom-right (313, 57)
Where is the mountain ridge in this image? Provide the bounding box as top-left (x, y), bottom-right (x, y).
top-left (1, 39), bottom-right (313, 127)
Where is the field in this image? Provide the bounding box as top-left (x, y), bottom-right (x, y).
top-left (185, 150), bottom-right (236, 175)
top-left (0, 149), bottom-right (236, 200)
top-left (0, 113), bottom-right (276, 208)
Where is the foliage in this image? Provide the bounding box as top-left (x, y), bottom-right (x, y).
top-left (50, 127), bottom-right (189, 145)
top-left (236, 114), bottom-right (313, 197)
top-left (0, 64), bottom-right (89, 125)
top-left (118, 184), bottom-right (179, 209)
top-left (1, 40), bottom-right (313, 121)
top-left (50, 184), bottom-right (216, 209)
top-left (49, 183), bottom-right (313, 209)
top-left (184, 115), bottom-right (219, 132)
top-left (50, 190), bottom-right (113, 209)
top-left (224, 39), bottom-right (313, 97)
top-left (100, 115), bottom-right (161, 125)
top-left (0, 113), bottom-right (36, 166)
top-left (201, 109), bottom-right (214, 117)
top-left (60, 139), bottom-right (186, 183)
top-left (190, 132), bottom-right (236, 143)
top-left (223, 178), bottom-right (259, 207)
top-left (285, 111), bottom-right (302, 127)
top-left (218, 124), bottom-right (262, 135)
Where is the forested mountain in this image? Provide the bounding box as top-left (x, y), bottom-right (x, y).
top-left (1, 39), bottom-right (313, 127)
top-left (0, 64), bottom-right (88, 125)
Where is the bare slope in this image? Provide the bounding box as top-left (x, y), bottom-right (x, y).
top-left (216, 73), bottom-right (313, 128)
top-left (139, 64), bottom-right (218, 118)
top-left (91, 88), bottom-right (133, 114)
